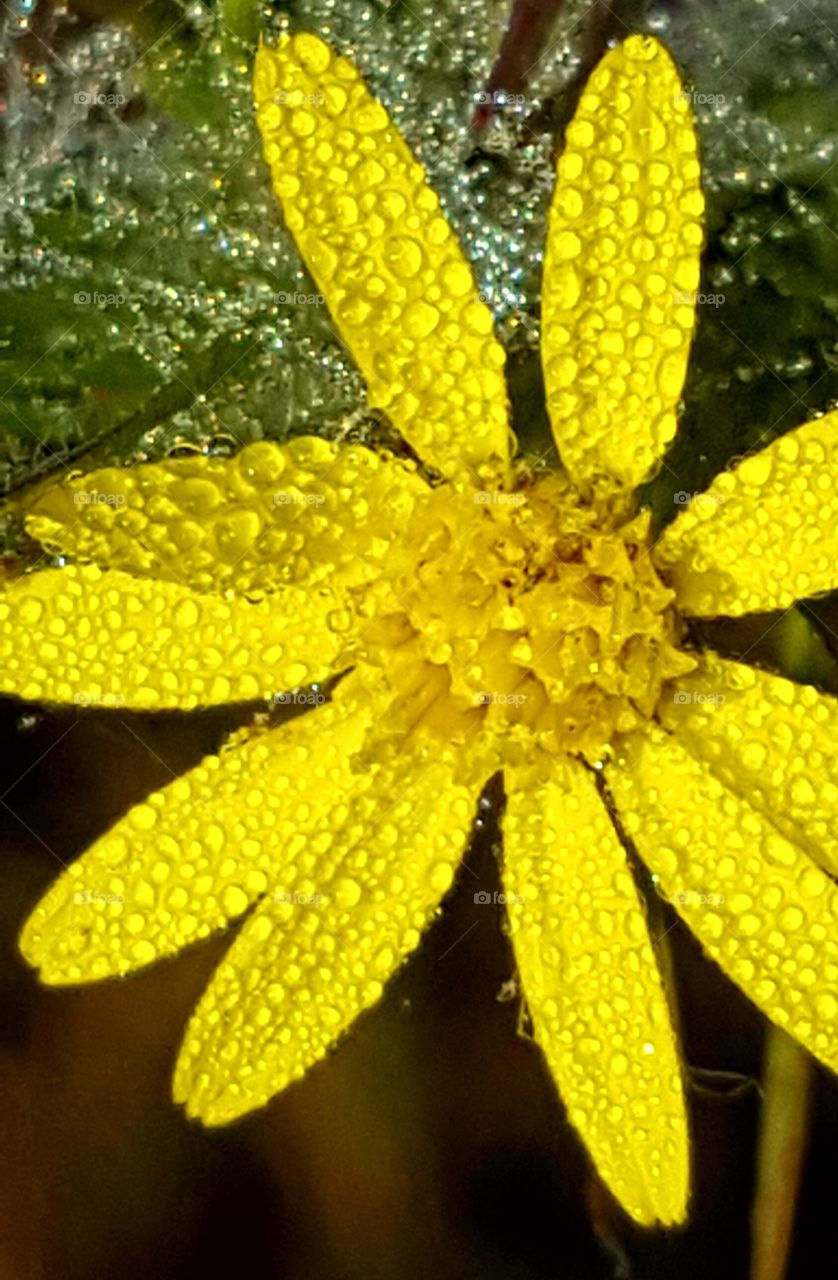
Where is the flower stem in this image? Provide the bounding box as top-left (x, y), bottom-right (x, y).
top-left (474, 0), bottom-right (568, 129)
top-left (749, 1025), bottom-right (812, 1280)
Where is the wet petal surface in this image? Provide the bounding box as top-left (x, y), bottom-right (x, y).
top-left (20, 697), bottom-right (370, 982)
top-left (542, 36), bottom-right (702, 495)
top-left (26, 439), bottom-right (426, 597)
top-left (254, 34), bottom-right (511, 484)
top-left (611, 725), bottom-right (838, 1074)
top-left (662, 651), bottom-right (838, 877)
top-left (655, 410), bottom-right (838, 614)
top-left (0, 564), bottom-right (344, 709)
top-left (174, 729), bottom-right (481, 1124)
top-left (504, 756), bottom-right (689, 1225)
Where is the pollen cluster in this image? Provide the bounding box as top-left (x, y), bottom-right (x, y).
top-left (354, 470), bottom-right (696, 763)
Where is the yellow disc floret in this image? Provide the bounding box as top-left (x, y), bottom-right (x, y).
top-left (351, 469), bottom-right (696, 762)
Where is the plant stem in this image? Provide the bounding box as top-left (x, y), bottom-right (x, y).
top-left (749, 1025), bottom-right (812, 1280)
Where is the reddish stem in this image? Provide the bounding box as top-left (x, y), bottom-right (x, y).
top-left (473, 0), bottom-right (568, 131)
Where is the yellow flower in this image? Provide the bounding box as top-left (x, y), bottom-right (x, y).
top-left (5, 30), bottom-right (838, 1227)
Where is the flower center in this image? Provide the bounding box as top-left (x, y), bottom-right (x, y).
top-left (354, 469), bottom-right (695, 763)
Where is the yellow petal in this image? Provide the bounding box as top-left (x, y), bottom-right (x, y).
top-left (25, 438), bottom-right (426, 596)
top-left (655, 410), bottom-right (838, 614)
top-left (610, 725), bottom-right (838, 1074)
top-left (542, 35), bottom-right (703, 495)
top-left (0, 563), bottom-right (343, 709)
top-left (503, 757), bottom-right (689, 1225)
top-left (173, 733), bottom-right (480, 1124)
top-left (662, 652), bottom-right (838, 877)
top-left (20, 696), bottom-right (371, 983)
top-left (253, 34), bottom-right (511, 484)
